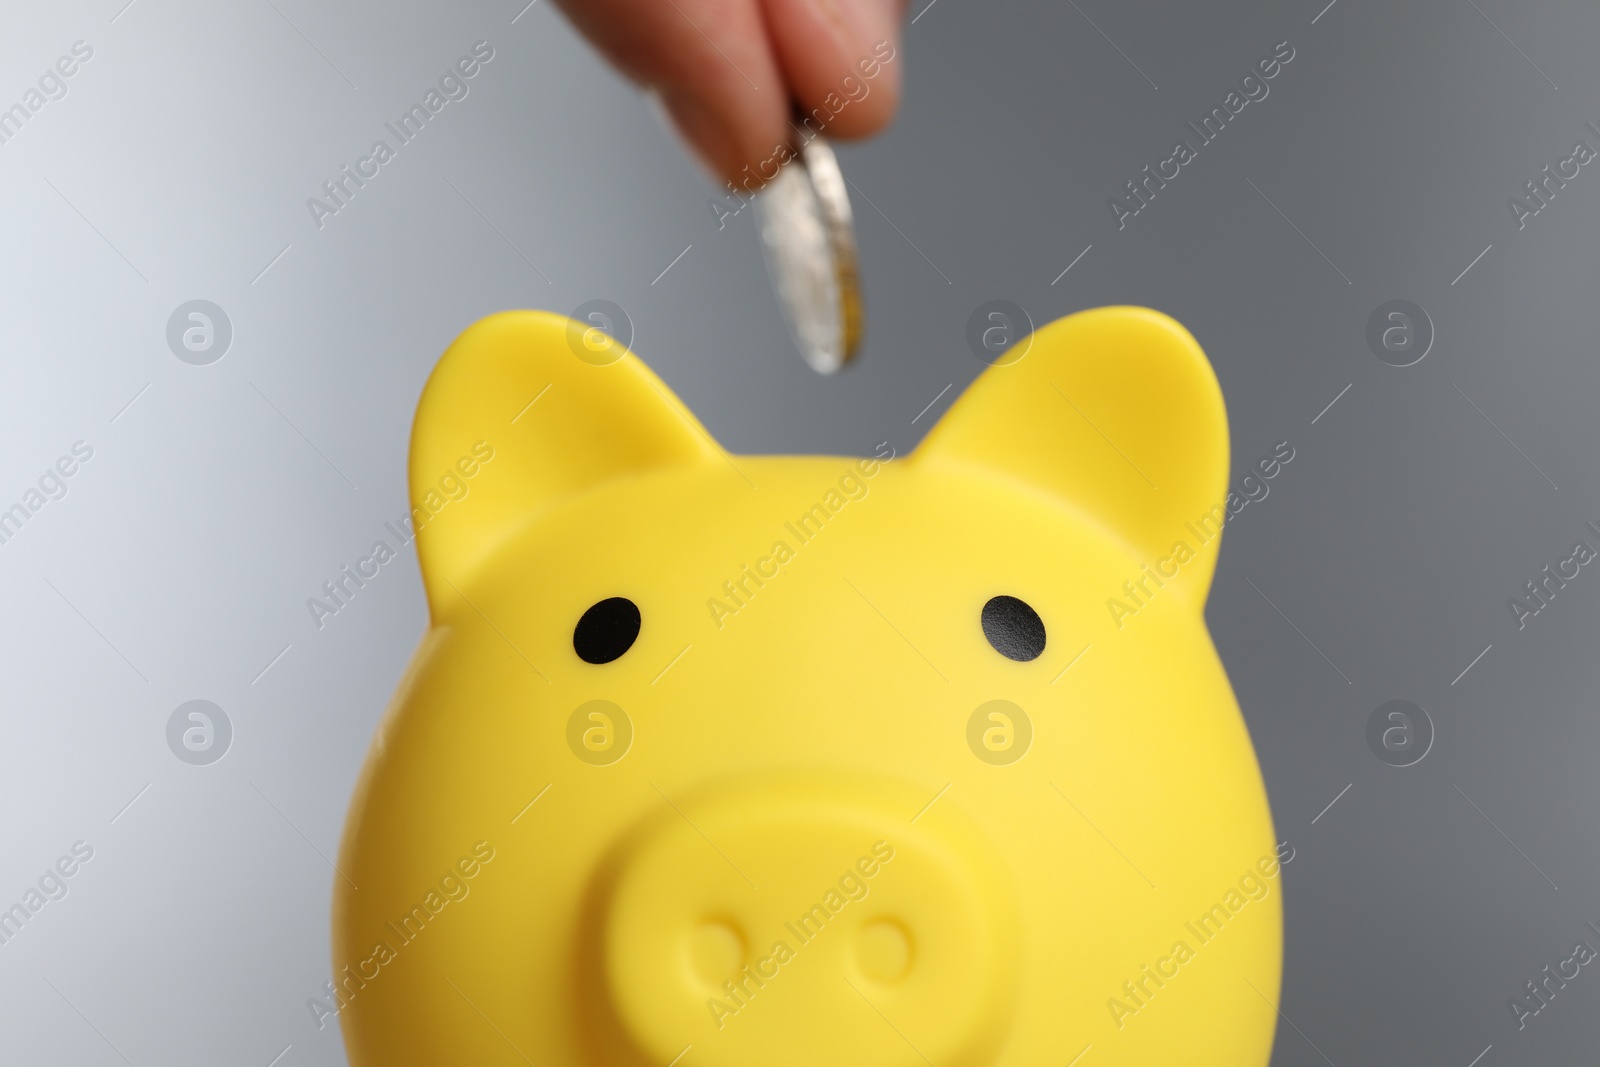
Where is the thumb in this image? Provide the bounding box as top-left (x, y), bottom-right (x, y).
top-left (555, 0), bottom-right (791, 183)
top-left (760, 0), bottom-right (906, 142)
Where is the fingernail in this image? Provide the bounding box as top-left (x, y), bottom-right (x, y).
top-left (659, 86), bottom-right (737, 181)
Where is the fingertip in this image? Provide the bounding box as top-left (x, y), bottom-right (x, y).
top-left (558, 0), bottom-right (793, 185)
top-left (661, 86), bottom-right (796, 186)
top-left (659, 87), bottom-right (738, 182)
top-left (762, 0), bottom-right (905, 141)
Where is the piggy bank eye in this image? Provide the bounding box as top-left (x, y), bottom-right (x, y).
top-left (981, 595), bottom-right (1046, 662)
top-left (573, 597), bottom-right (641, 664)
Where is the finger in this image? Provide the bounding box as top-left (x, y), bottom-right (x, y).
top-left (554, 0), bottom-right (790, 182)
top-left (758, 0), bottom-right (906, 141)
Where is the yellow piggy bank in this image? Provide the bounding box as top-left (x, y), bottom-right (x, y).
top-left (333, 306), bottom-right (1285, 1066)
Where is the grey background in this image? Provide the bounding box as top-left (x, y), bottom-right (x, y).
top-left (1, 0), bottom-right (1597, 1063)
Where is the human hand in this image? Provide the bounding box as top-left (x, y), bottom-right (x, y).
top-left (554, 0), bottom-right (906, 185)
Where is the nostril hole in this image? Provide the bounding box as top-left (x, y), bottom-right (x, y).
top-left (981, 595), bottom-right (1046, 661)
top-left (855, 918), bottom-right (912, 984)
top-left (687, 919), bottom-right (745, 987)
top-left (574, 596), bottom-right (641, 664)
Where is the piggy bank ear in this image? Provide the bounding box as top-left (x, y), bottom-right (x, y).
top-left (408, 311), bottom-right (722, 617)
top-left (915, 306), bottom-right (1230, 604)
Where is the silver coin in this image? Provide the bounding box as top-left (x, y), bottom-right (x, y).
top-left (755, 135), bottom-right (863, 374)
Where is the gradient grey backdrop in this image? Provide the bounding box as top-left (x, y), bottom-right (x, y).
top-left (3, 0), bottom-right (1598, 1063)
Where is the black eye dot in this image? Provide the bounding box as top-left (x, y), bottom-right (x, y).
top-left (981, 595), bottom-right (1046, 662)
top-left (573, 597), bottom-right (641, 664)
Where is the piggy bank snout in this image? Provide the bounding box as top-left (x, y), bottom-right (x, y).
top-left (594, 778), bottom-right (1020, 1067)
